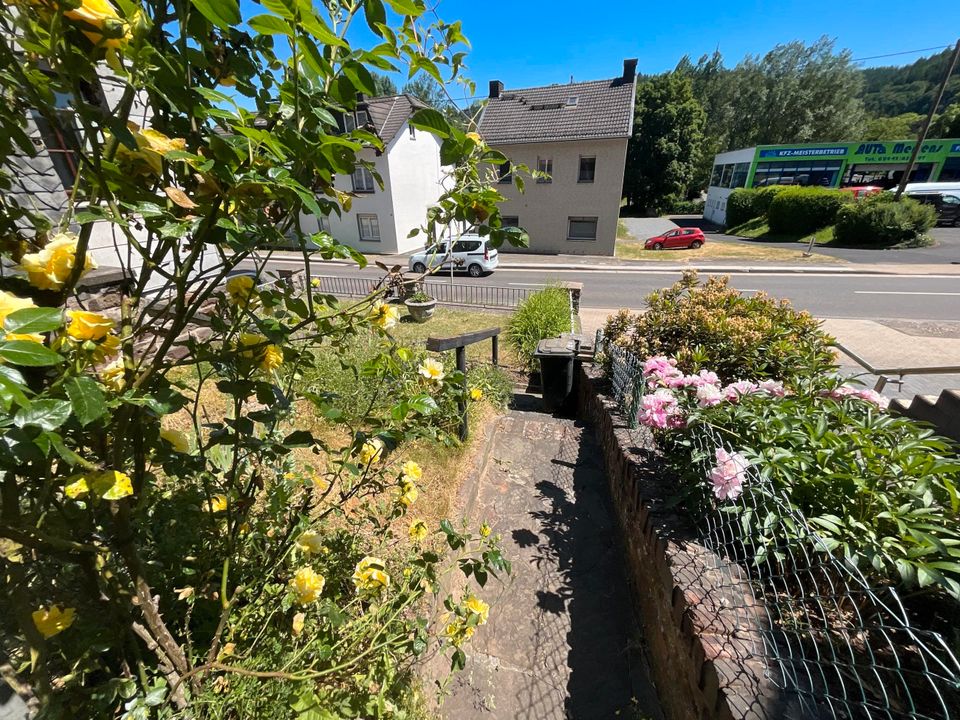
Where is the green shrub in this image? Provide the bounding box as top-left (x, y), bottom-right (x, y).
top-left (766, 187), bottom-right (851, 235)
top-left (834, 194), bottom-right (937, 247)
top-left (665, 196), bottom-right (706, 215)
top-left (601, 271), bottom-right (834, 383)
top-left (725, 188), bottom-right (760, 228)
top-left (508, 287), bottom-right (572, 370)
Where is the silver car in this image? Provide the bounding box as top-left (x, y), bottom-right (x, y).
top-left (408, 235), bottom-right (499, 277)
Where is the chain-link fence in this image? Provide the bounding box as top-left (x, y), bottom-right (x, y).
top-left (597, 331), bottom-right (960, 720)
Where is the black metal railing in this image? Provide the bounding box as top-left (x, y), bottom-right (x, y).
top-left (310, 275), bottom-right (539, 309)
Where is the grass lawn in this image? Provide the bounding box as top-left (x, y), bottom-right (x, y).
top-left (615, 238), bottom-right (841, 263)
top-left (389, 305), bottom-right (519, 368)
top-left (727, 217), bottom-right (836, 245)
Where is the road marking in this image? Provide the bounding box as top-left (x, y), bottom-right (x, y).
top-left (508, 282), bottom-right (548, 287)
top-left (854, 291), bottom-right (960, 296)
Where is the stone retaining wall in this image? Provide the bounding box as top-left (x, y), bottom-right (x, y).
top-left (577, 363), bottom-right (790, 720)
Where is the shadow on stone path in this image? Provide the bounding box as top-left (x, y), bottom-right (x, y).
top-left (442, 398), bottom-right (662, 719)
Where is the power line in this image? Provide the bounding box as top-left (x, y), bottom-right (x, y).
top-left (851, 44), bottom-right (953, 63)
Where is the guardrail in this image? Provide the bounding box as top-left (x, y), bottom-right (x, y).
top-left (833, 341), bottom-right (960, 391)
top-left (310, 274), bottom-right (539, 309)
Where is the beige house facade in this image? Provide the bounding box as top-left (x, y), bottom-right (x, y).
top-left (478, 60), bottom-right (637, 256)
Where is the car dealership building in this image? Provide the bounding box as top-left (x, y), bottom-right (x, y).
top-left (705, 138), bottom-right (960, 225)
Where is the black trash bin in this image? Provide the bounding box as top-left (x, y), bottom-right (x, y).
top-left (535, 336), bottom-right (579, 413)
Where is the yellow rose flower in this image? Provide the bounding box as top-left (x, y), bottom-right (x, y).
top-left (466, 131), bottom-right (483, 144)
top-left (114, 123), bottom-right (186, 175)
top-left (92, 333), bottom-right (121, 362)
top-left (160, 429), bottom-right (191, 453)
top-left (32, 605), bottom-right (76, 639)
top-left (469, 387), bottom-right (483, 401)
top-left (291, 611), bottom-right (306, 636)
top-left (204, 494), bottom-right (228, 513)
top-left (66, 310), bottom-right (114, 341)
top-left (397, 479), bottom-right (418, 507)
top-left (64, 0), bottom-right (131, 47)
top-left (409, 519), bottom-right (428, 542)
top-left (357, 438), bottom-right (384, 466)
top-left (464, 595), bottom-right (489, 625)
top-left (479, 522), bottom-right (492, 538)
top-left (400, 460), bottom-right (422, 482)
top-left (290, 566), bottom-right (325, 605)
top-left (418, 358), bottom-right (445, 384)
top-left (225, 275), bottom-right (256, 307)
top-left (20, 232), bottom-right (96, 291)
top-left (295, 530), bottom-right (325, 555)
top-left (444, 619), bottom-right (475, 647)
top-left (261, 344), bottom-right (283, 372)
top-left (90, 469), bottom-right (133, 499)
top-left (369, 302), bottom-right (400, 330)
top-left (99, 358), bottom-right (125, 391)
top-left (0, 290), bottom-right (37, 328)
top-left (352, 556), bottom-right (390, 594)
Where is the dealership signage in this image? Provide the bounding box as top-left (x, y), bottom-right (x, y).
top-left (759, 147), bottom-right (847, 158)
top-left (757, 140), bottom-right (960, 164)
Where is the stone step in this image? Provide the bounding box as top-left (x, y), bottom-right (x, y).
top-left (935, 388), bottom-right (960, 416)
top-left (907, 394), bottom-right (941, 425)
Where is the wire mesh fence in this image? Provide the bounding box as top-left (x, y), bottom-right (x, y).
top-left (597, 332), bottom-right (960, 720)
top-left (310, 274), bottom-right (539, 309)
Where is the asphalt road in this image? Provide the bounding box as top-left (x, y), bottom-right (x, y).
top-left (260, 259), bottom-right (960, 322)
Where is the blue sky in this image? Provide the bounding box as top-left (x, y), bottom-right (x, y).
top-left (330, 0), bottom-right (958, 105)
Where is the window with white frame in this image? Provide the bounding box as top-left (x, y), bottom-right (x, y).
top-left (497, 161), bottom-right (512, 184)
top-left (357, 214), bottom-right (380, 242)
top-left (352, 166), bottom-right (375, 193)
top-left (578, 156), bottom-right (596, 183)
top-left (318, 215), bottom-right (331, 233)
top-left (536, 156), bottom-right (553, 183)
top-left (343, 110), bottom-right (369, 132)
top-left (567, 216), bottom-right (598, 241)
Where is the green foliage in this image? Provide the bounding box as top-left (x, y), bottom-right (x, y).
top-left (690, 388), bottom-right (960, 599)
top-left (723, 186), bottom-right (794, 229)
top-left (766, 187), bottom-right (851, 235)
top-left (602, 271), bottom-right (834, 383)
top-left (507, 288), bottom-right (572, 370)
top-left (861, 48), bottom-right (960, 116)
top-left (834, 194), bottom-right (937, 247)
top-left (371, 72), bottom-right (399, 96)
top-left (622, 73), bottom-right (706, 213)
top-left (863, 112), bottom-right (925, 140)
top-left (930, 102), bottom-right (960, 138)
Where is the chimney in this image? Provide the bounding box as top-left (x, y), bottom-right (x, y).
top-left (489, 80), bottom-right (503, 99)
top-left (622, 58), bottom-right (637, 82)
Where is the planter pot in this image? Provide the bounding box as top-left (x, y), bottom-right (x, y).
top-left (404, 298), bottom-right (437, 323)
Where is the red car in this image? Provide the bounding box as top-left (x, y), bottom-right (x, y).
top-left (644, 227), bottom-right (706, 250)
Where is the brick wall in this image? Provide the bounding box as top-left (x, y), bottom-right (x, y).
top-left (577, 363), bottom-right (790, 720)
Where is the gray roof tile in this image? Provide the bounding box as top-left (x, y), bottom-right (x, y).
top-left (363, 94), bottom-right (428, 143)
top-left (478, 77), bottom-right (635, 145)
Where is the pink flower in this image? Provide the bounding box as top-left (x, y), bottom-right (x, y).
top-left (696, 369), bottom-right (720, 387)
top-left (708, 448), bottom-right (750, 501)
top-left (642, 355), bottom-right (684, 389)
top-left (758, 379), bottom-right (785, 397)
top-left (638, 389), bottom-right (684, 429)
top-left (723, 380), bottom-right (759, 402)
top-left (822, 385), bottom-right (857, 400)
top-left (854, 388), bottom-right (890, 410)
top-left (696, 383), bottom-right (724, 407)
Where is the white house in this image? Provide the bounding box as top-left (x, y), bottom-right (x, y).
top-left (477, 60), bottom-right (637, 256)
top-left (302, 94), bottom-right (447, 255)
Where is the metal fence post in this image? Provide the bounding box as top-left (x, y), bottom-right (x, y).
top-left (456, 345), bottom-right (468, 441)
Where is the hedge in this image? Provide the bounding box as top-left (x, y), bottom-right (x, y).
top-left (725, 186), bottom-right (792, 229)
top-left (834, 194), bottom-right (936, 246)
top-left (766, 187), bottom-right (851, 235)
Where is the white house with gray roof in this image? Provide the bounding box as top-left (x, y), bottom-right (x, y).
top-left (478, 60), bottom-right (637, 256)
top-left (302, 93), bottom-right (447, 255)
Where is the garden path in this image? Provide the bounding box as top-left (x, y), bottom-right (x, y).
top-left (441, 397), bottom-right (662, 719)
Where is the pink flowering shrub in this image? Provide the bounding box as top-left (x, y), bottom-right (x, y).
top-left (638, 389), bottom-right (685, 429)
top-left (708, 448), bottom-right (750, 501)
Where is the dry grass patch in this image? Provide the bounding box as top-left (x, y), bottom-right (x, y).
top-left (616, 238), bottom-right (842, 264)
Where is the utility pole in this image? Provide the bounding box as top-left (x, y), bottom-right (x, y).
top-left (894, 39), bottom-right (960, 200)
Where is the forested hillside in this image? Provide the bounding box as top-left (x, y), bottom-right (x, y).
top-left (861, 48), bottom-right (959, 116)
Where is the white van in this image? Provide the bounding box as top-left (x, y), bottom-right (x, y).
top-left (903, 182), bottom-right (960, 196)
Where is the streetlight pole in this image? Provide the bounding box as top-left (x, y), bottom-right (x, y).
top-left (894, 39), bottom-right (960, 200)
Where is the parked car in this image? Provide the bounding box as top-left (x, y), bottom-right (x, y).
top-left (409, 235), bottom-right (499, 277)
top-left (844, 185), bottom-right (883, 200)
top-left (644, 227), bottom-right (706, 250)
top-left (907, 192), bottom-right (960, 226)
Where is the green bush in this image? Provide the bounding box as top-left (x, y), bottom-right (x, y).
top-left (766, 187), bottom-right (851, 235)
top-left (508, 287), bottom-right (572, 370)
top-left (601, 271), bottom-right (834, 383)
top-left (725, 186), bottom-right (792, 229)
top-left (834, 194), bottom-right (937, 247)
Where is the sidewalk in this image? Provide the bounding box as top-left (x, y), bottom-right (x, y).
top-left (442, 399), bottom-right (661, 719)
top-left (272, 250), bottom-right (960, 276)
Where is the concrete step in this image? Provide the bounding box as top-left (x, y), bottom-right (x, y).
top-left (935, 389), bottom-right (960, 416)
top-left (896, 390), bottom-right (960, 445)
top-left (907, 395), bottom-right (941, 425)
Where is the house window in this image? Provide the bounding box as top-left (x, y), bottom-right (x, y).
top-left (536, 156), bottom-right (552, 183)
top-left (578, 156), bottom-right (596, 183)
top-left (567, 216), bottom-right (598, 241)
top-left (344, 110), bottom-right (369, 132)
top-left (356, 110), bottom-right (369, 126)
top-left (357, 214), bottom-right (380, 242)
top-left (498, 161), bottom-right (512, 184)
top-left (501, 215), bottom-right (519, 229)
top-left (352, 166), bottom-right (375, 193)
top-left (408, 124), bottom-right (416, 139)
top-left (318, 215), bottom-right (331, 233)
top-left (566, 96), bottom-right (579, 106)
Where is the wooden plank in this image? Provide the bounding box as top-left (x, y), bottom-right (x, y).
top-left (426, 327), bottom-right (501, 352)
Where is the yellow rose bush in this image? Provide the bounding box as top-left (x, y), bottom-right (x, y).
top-left (0, 0), bottom-right (523, 716)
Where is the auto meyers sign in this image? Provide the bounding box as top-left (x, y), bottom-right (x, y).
top-left (852, 141), bottom-right (951, 162)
